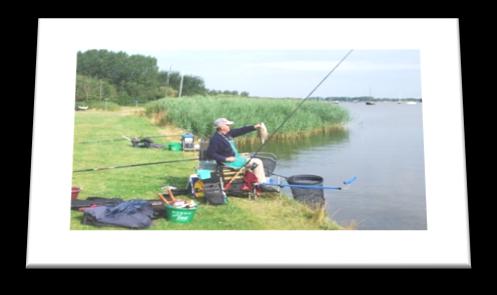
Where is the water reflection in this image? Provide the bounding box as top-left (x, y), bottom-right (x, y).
top-left (238, 128), bottom-right (349, 160)
top-left (267, 102), bottom-right (427, 230)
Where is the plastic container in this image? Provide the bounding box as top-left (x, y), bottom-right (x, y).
top-left (165, 205), bottom-right (197, 223)
top-left (71, 186), bottom-right (81, 200)
top-left (286, 175), bottom-right (324, 209)
top-left (182, 133), bottom-right (195, 151)
top-left (168, 142), bottom-right (182, 151)
top-left (197, 169), bottom-right (212, 180)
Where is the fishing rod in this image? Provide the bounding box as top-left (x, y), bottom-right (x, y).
top-left (272, 174), bottom-right (356, 184)
top-left (224, 50), bottom-right (354, 190)
top-left (78, 134), bottom-right (183, 144)
top-left (268, 183), bottom-right (343, 190)
top-left (271, 173), bottom-right (289, 179)
top-left (264, 176), bottom-right (358, 190)
top-left (253, 49), bottom-right (353, 156)
top-left (73, 158), bottom-right (198, 173)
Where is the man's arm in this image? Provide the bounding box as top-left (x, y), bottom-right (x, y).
top-left (229, 125), bottom-right (257, 138)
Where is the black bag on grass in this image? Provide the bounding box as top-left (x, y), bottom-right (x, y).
top-left (131, 137), bottom-right (163, 148)
top-left (73, 197), bottom-right (165, 220)
top-left (148, 200), bottom-right (166, 219)
top-left (201, 173), bottom-right (226, 205)
top-left (203, 182), bottom-right (226, 205)
top-left (82, 200), bottom-right (154, 229)
top-left (71, 197), bottom-right (124, 210)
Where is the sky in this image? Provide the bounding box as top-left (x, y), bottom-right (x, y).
top-left (114, 49), bottom-right (421, 99)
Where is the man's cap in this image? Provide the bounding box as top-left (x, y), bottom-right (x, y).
top-left (214, 118), bottom-right (234, 127)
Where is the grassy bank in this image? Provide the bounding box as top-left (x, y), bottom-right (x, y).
top-left (71, 107), bottom-right (342, 230)
top-left (145, 96), bottom-right (349, 142)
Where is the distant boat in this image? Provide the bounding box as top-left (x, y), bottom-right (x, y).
top-left (365, 101), bottom-right (375, 105)
top-left (405, 101), bottom-right (417, 105)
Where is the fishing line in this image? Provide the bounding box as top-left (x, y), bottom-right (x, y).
top-left (253, 49), bottom-right (353, 156)
top-left (270, 173), bottom-right (289, 179)
top-left (78, 134), bottom-right (183, 144)
top-left (223, 50), bottom-right (353, 189)
top-left (73, 158), bottom-right (197, 173)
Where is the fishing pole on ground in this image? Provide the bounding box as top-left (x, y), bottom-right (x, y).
top-left (78, 134), bottom-right (183, 144)
top-left (224, 49), bottom-right (354, 190)
top-left (73, 158), bottom-right (198, 173)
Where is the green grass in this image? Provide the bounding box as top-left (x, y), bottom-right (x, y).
top-left (145, 96), bottom-right (350, 141)
top-left (71, 107), bottom-right (342, 230)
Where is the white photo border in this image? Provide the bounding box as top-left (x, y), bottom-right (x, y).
top-left (27, 18), bottom-right (469, 267)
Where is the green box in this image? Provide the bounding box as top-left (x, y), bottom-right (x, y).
top-left (168, 142), bottom-right (182, 151)
top-left (166, 205), bottom-right (197, 223)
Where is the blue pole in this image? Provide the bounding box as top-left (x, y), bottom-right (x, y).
top-left (343, 176), bottom-right (357, 185)
top-left (264, 183), bottom-right (342, 190)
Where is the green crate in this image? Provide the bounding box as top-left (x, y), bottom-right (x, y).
top-left (166, 205), bottom-right (197, 223)
top-left (168, 142), bottom-right (182, 151)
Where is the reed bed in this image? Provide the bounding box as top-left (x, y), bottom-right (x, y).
top-left (145, 96), bottom-right (349, 140)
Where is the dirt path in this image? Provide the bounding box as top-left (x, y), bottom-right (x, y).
top-left (117, 106), bottom-right (189, 137)
top-left (117, 106), bottom-right (145, 116)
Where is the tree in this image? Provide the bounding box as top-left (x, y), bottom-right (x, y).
top-left (77, 50), bottom-right (162, 101)
top-left (75, 74), bottom-right (118, 102)
top-left (159, 86), bottom-right (178, 97)
top-left (77, 49), bottom-right (216, 102)
top-left (181, 75), bottom-right (207, 96)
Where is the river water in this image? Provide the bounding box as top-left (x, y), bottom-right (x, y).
top-left (240, 102), bottom-right (427, 230)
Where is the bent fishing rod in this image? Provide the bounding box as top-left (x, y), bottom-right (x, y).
top-left (73, 158), bottom-right (198, 173)
top-left (254, 49), bottom-right (353, 156)
top-left (224, 50), bottom-right (354, 190)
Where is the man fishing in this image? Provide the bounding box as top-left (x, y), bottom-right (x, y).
top-left (207, 118), bottom-right (267, 184)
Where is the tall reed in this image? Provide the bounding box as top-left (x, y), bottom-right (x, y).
top-left (145, 96), bottom-right (349, 139)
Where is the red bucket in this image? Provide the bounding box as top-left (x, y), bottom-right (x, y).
top-left (71, 186), bottom-right (81, 200)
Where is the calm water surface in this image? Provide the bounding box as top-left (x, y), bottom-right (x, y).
top-left (240, 102), bottom-right (427, 230)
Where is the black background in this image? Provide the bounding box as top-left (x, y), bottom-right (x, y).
top-left (17, 15), bottom-right (481, 282)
